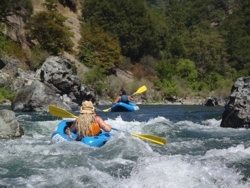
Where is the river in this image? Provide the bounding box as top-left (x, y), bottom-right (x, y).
top-left (0, 104), bottom-right (250, 188)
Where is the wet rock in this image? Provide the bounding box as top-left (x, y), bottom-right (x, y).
top-left (204, 96), bottom-right (226, 106)
top-left (220, 77), bottom-right (250, 128)
top-left (0, 109), bottom-right (24, 139)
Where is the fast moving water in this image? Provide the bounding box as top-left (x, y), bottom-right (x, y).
top-left (1, 105), bottom-right (250, 188)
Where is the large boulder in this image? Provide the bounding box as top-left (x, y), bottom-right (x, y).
top-left (0, 55), bottom-right (29, 76)
top-left (11, 80), bottom-right (70, 112)
top-left (1, 55), bottom-right (97, 112)
top-left (204, 96), bottom-right (226, 106)
top-left (35, 56), bottom-right (96, 105)
top-left (220, 77), bottom-right (250, 128)
top-left (0, 109), bottom-right (24, 139)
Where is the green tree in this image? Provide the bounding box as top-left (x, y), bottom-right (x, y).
top-left (25, 0), bottom-right (74, 55)
top-left (169, 37), bottom-right (187, 58)
top-left (155, 60), bottom-right (175, 80)
top-left (78, 24), bottom-right (122, 70)
top-left (165, 0), bottom-right (188, 35)
top-left (187, 28), bottom-right (227, 78)
top-left (82, 65), bottom-right (108, 95)
top-left (82, 0), bottom-right (162, 61)
top-left (203, 72), bottom-right (224, 90)
top-left (176, 59), bottom-right (198, 82)
top-left (221, 0), bottom-right (250, 71)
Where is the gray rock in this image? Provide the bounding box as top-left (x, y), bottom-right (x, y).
top-left (220, 77), bottom-right (250, 128)
top-left (204, 96), bottom-right (226, 106)
top-left (36, 56), bottom-right (96, 105)
top-left (98, 99), bottom-right (112, 105)
top-left (1, 55), bottom-right (98, 112)
top-left (11, 80), bottom-right (70, 112)
top-left (0, 70), bottom-right (13, 90)
top-left (0, 57), bottom-right (7, 69)
top-left (0, 109), bottom-right (24, 139)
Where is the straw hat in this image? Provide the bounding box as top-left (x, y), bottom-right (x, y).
top-left (80, 101), bottom-right (95, 114)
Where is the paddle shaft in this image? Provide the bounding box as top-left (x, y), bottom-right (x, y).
top-left (111, 128), bottom-right (166, 145)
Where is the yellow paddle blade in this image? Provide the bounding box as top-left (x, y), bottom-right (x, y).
top-left (49, 105), bottom-right (78, 118)
top-left (132, 85), bottom-right (147, 96)
top-left (103, 107), bottom-right (111, 112)
top-left (131, 133), bottom-right (167, 145)
top-left (140, 134), bottom-right (167, 145)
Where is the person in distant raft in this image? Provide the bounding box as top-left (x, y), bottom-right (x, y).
top-left (66, 101), bottom-right (111, 140)
top-left (114, 89), bottom-right (133, 104)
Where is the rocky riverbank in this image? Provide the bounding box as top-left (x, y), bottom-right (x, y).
top-left (1, 75), bottom-right (250, 140)
top-left (1, 55), bottom-right (225, 111)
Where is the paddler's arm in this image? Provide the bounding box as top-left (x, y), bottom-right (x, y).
top-left (128, 95), bottom-right (134, 101)
top-left (69, 118), bottom-right (78, 132)
top-left (114, 96), bottom-right (121, 104)
top-left (95, 116), bottom-right (111, 132)
top-left (66, 119), bottom-right (78, 140)
top-left (65, 127), bottom-right (75, 140)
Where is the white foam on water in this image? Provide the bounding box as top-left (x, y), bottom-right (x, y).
top-left (1, 116), bottom-right (250, 187)
top-left (117, 154), bottom-right (250, 188)
top-left (204, 144), bottom-right (250, 161)
top-left (16, 114), bottom-right (33, 120)
top-left (202, 118), bottom-right (222, 127)
top-left (106, 115), bottom-right (146, 134)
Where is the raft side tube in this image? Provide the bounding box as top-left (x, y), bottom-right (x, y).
top-left (51, 120), bottom-right (114, 147)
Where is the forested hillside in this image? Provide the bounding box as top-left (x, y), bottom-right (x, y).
top-left (0, 0), bottom-right (249, 102)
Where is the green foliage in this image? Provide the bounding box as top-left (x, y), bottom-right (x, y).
top-left (213, 79), bottom-right (233, 97)
top-left (25, 0), bottom-right (74, 55)
top-left (82, 0), bottom-right (164, 61)
top-left (78, 24), bottom-right (122, 70)
top-left (0, 87), bottom-right (16, 102)
top-left (155, 78), bottom-right (178, 97)
top-left (82, 65), bottom-right (108, 95)
top-left (191, 81), bottom-right (209, 92)
top-left (176, 59), bottom-right (198, 82)
top-left (165, 0), bottom-right (188, 35)
top-left (77, 0), bottom-right (250, 99)
top-left (221, 0), bottom-right (250, 70)
top-left (0, 23), bottom-right (4, 31)
top-left (42, 0), bottom-right (58, 11)
top-left (117, 57), bottom-right (134, 71)
top-left (2, 0), bottom-right (250, 101)
top-left (28, 45), bottom-right (50, 70)
top-left (169, 37), bottom-right (187, 58)
top-left (0, 32), bottom-right (25, 59)
top-left (187, 28), bottom-right (227, 78)
top-left (233, 69), bottom-right (250, 81)
top-left (154, 60), bottom-right (175, 80)
top-left (203, 72), bottom-right (224, 90)
top-left (154, 60), bottom-right (179, 97)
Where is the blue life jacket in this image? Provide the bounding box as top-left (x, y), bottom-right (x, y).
top-left (121, 95), bottom-right (129, 103)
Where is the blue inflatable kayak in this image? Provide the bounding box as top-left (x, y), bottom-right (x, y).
top-left (111, 101), bottom-right (139, 112)
top-left (51, 120), bottom-right (114, 147)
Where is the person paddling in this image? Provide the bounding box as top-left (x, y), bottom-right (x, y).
top-left (66, 101), bottom-right (111, 140)
top-left (114, 89), bottom-right (133, 104)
